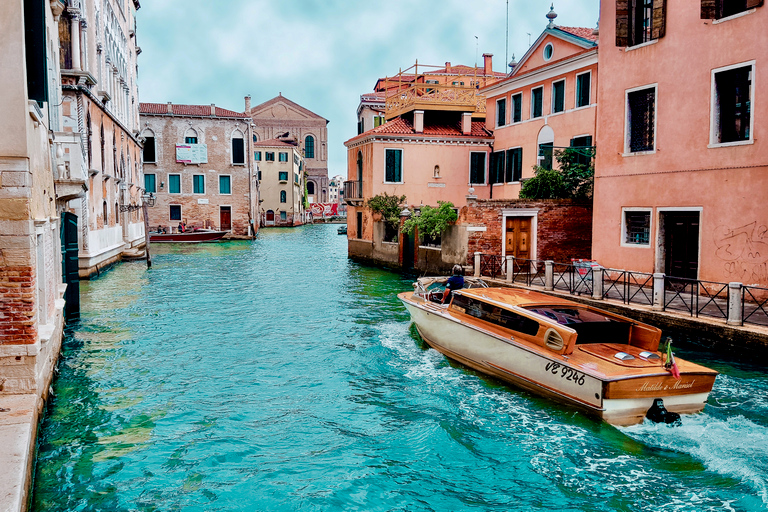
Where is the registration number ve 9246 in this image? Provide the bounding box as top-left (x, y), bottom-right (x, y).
top-left (545, 361), bottom-right (585, 386)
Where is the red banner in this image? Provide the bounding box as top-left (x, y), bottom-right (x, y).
top-left (310, 203), bottom-right (339, 217)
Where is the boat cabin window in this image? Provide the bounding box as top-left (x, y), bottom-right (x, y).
top-left (451, 295), bottom-right (539, 336)
top-left (524, 307), bottom-right (631, 345)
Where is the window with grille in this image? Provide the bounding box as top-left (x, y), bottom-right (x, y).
top-left (512, 93), bottom-right (522, 123)
top-left (625, 211), bottom-right (651, 245)
top-left (702, 0), bottom-right (761, 20)
top-left (576, 73), bottom-right (591, 108)
top-left (169, 174), bottom-right (180, 194)
top-left (385, 149), bottom-right (402, 183)
top-left (497, 98), bottom-right (507, 126)
top-left (627, 87), bottom-right (655, 152)
top-left (552, 81), bottom-right (565, 114)
top-left (469, 152), bottom-right (486, 184)
top-left (713, 65), bottom-right (752, 144)
top-left (305, 136), bottom-right (315, 158)
top-left (531, 87), bottom-right (543, 118)
top-left (629, 0), bottom-right (654, 46)
top-left (505, 148), bottom-right (522, 182)
top-left (193, 175), bottom-right (205, 194)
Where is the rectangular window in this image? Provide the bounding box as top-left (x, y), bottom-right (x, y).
top-left (255, 151), bottom-right (261, 161)
top-left (279, 152), bottom-right (288, 162)
top-left (469, 152), bottom-right (486, 184)
top-left (385, 149), bottom-right (402, 183)
top-left (576, 72), bottom-right (591, 108)
top-left (257, 171), bottom-right (262, 181)
top-left (144, 173), bottom-right (156, 193)
top-left (193, 174), bottom-right (205, 194)
top-left (496, 98), bottom-right (507, 127)
top-left (624, 210), bottom-right (651, 245)
top-left (295, 173), bottom-right (299, 185)
top-left (512, 93), bottom-right (522, 123)
top-left (280, 211), bottom-right (287, 221)
top-left (629, 0), bottom-right (654, 46)
top-left (552, 80), bottom-right (565, 114)
top-left (219, 175), bottom-right (231, 194)
top-left (358, 119), bottom-right (364, 134)
top-left (627, 87), bottom-right (656, 152)
top-left (374, 116), bottom-right (384, 128)
top-left (143, 137), bottom-right (156, 163)
top-left (489, 151), bottom-right (505, 184)
top-left (538, 143), bottom-right (554, 170)
top-left (185, 136), bottom-right (198, 144)
top-left (531, 87), bottom-right (543, 118)
top-left (232, 138), bottom-right (245, 164)
top-left (265, 152), bottom-right (275, 161)
top-left (570, 136), bottom-right (594, 167)
top-left (170, 205), bottom-right (182, 221)
top-left (713, 64), bottom-right (752, 144)
top-left (168, 174), bottom-right (181, 194)
top-left (279, 171), bottom-right (288, 181)
top-left (505, 148), bottom-right (523, 182)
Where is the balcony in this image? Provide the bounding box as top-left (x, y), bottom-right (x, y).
top-left (343, 180), bottom-right (363, 205)
top-left (53, 131), bottom-right (88, 202)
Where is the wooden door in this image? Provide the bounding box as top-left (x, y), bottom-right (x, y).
top-left (505, 217), bottom-right (532, 260)
top-left (220, 206), bottom-right (232, 231)
top-left (665, 212), bottom-right (699, 279)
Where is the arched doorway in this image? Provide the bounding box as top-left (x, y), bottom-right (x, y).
top-left (266, 210), bottom-right (275, 226)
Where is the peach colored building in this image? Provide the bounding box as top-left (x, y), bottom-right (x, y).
top-left (254, 138), bottom-right (306, 227)
top-left (592, 1), bottom-right (768, 286)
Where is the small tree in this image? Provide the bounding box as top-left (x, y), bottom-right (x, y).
top-left (519, 147), bottom-right (594, 200)
top-left (402, 201), bottom-right (458, 245)
top-left (367, 193), bottom-right (406, 242)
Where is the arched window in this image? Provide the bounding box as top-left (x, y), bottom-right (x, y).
top-left (307, 181), bottom-right (315, 194)
top-left (357, 151), bottom-right (363, 193)
top-left (304, 135), bottom-right (315, 159)
top-left (280, 190), bottom-right (287, 203)
top-left (185, 128), bottom-right (198, 144)
top-left (103, 201), bottom-right (108, 224)
top-left (115, 202), bottom-right (120, 224)
top-left (142, 129), bottom-right (156, 163)
top-left (232, 129), bottom-right (245, 164)
top-left (253, 133), bottom-right (258, 143)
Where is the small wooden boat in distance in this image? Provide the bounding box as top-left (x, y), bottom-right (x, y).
top-left (399, 281), bottom-right (718, 426)
top-left (149, 230), bottom-right (227, 243)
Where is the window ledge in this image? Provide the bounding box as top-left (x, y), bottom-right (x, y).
top-left (143, 161), bottom-right (157, 165)
top-left (712, 9), bottom-right (755, 24)
top-left (232, 163), bottom-right (245, 166)
top-left (622, 149), bottom-right (656, 157)
top-left (708, 139), bottom-right (754, 149)
top-left (624, 39), bottom-right (658, 52)
top-left (620, 242), bottom-right (652, 248)
top-left (549, 111), bottom-right (565, 117)
top-left (383, 181), bottom-right (404, 185)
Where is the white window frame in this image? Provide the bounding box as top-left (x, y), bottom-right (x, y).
top-left (219, 174), bottom-right (232, 195)
top-left (169, 204), bottom-right (182, 221)
top-left (505, 146), bottom-right (523, 183)
top-left (623, 83), bottom-right (658, 156)
top-left (168, 173), bottom-right (181, 194)
top-left (575, 70), bottom-right (592, 109)
top-left (551, 79), bottom-right (566, 115)
top-left (468, 151), bottom-right (487, 185)
top-left (530, 86), bottom-right (544, 119)
top-left (543, 42), bottom-right (554, 62)
top-left (709, 60), bottom-right (755, 148)
top-left (620, 207), bottom-right (653, 248)
top-left (511, 93), bottom-right (523, 123)
top-left (384, 148), bottom-right (403, 184)
top-left (192, 174), bottom-right (205, 194)
top-left (496, 97), bottom-right (507, 127)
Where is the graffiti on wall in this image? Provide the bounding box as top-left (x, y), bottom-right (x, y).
top-left (310, 203), bottom-right (339, 217)
top-left (714, 222), bottom-right (768, 284)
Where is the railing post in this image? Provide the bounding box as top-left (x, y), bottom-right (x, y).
top-left (545, 260), bottom-right (554, 291)
top-left (728, 282), bottom-right (743, 326)
top-left (592, 268), bottom-right (603, 300)
top-left (653, 273), bottom-right (665, 311)
top-left (474, 252), bottom-right (482, 277)
top-left (506, 255), bottom-right (514, 283)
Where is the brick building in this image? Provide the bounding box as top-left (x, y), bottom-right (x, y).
top-left (247, 94), bottom-right (329, 205)
top-left (255, 138), bottom-right (306, 227)
top-left (139, 102), bottom-right (259, 237)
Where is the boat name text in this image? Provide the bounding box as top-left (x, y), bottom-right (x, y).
top-left (637, 379), bottom-right (696, 392)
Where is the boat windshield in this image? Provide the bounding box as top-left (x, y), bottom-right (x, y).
top-left (524, 306), bottom-right (631, 345)
top-left (524, 307), bottom-right (612, 325)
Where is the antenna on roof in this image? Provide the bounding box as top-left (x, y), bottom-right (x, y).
top-left (505, 0), bottom-right (509, 72)
top-left (474, 35), bottom-right (478, 67)
top-left (527, 32), bottom-right (532, 47)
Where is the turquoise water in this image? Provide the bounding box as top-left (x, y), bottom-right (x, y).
top-left (33, 224), bottom-right (768, 511)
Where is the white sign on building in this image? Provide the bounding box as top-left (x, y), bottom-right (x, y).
top-left (176, 143), bottom-right (208, 164)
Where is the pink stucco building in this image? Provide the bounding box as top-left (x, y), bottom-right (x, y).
top-left (592, 1), bottom-right (767, 286)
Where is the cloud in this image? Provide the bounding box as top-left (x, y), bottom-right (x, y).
top-left (137, 0), bottom-right (599, 176)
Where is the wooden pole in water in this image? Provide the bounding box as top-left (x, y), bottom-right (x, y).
top-left (142, 202), bottom-right (152, 268)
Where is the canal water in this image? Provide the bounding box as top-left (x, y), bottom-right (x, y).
top-left (33, 224), bottom-right (768, 511)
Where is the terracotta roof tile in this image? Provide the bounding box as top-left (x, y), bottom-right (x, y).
top-left (556, 26), bottom-right (599, 43)
top-left (347, 117), bottom-right (492, 144)
top-left (139, 102), bottom-right (249, 118)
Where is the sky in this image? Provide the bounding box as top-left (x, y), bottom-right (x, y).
top-left (136, 0), bottom-right (599, 179)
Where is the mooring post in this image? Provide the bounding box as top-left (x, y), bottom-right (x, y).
top-left (592, 267), bottom-right (603, 300)
top-left (506, 255), bottom-right (514, 283)
top-left (544, 260), bottom-right (554, 291)
top-left (474, 252), bottom-right (481, 277)
top-left (727, 282), bottom-right (743, 326)
top-left (653, 273), bottom-right (665, 310)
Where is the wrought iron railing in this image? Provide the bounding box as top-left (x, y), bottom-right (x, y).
top-left (552, 262), bottom-right (593, 296)
top-left (743, 285), bottom-right (768, 327)
top-left (663, 276), bottom-right (729, 321)
top-left (602, 269), bottom-right (654, 306)
top-left (479, 254), bottom-right (505, 280)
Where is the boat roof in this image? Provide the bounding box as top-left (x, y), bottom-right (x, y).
top-left (457, 287), bottom-right (580, 308)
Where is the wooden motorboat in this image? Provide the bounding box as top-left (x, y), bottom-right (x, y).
top-left (399, 281), bottom-right (718, 426)
top-left (149, 230), bottom-right (227, 243)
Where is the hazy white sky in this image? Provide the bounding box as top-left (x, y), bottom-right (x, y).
top-left (137, 0), bottom-right (600, 178)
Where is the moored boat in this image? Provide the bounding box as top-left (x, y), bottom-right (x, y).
top-left (149, 230), bottom-right (227, 243)
top-left (398, 281), bottom-right (718, 426)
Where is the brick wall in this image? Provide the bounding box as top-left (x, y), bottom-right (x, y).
top-left (461, 198), bottom-right (593, 265)
top-left (0, 264), bottom-right (37, 345)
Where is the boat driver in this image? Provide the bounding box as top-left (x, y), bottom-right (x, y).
top-left (442, 265), bottom-right (465, 304)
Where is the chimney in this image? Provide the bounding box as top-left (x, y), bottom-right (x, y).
top-left (445, 61), bottom-right (451, 73)
top-left (245, 95), bottom-right (251, 113)
top-left (211, 103), bottom-right (216, 116)
top-left (413, 110), bottom-right (424, 133)
top-left (166, 102), bottom-right (173, 114)
top-left (483, 53), bottom-right (493, 75)
top-left (462, 112), bottom-right (472, 135)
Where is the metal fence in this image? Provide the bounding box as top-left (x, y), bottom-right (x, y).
top-left (602, 269), bottom-right (654, 306)
top-left (508, 258), bottom-right (546, 287)
top-left (662, 276), bottom-right (729, 321)
top-left (743, 285), bottom-right (768, 327)
top-left (479, 254), bottom-right (505, 279)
